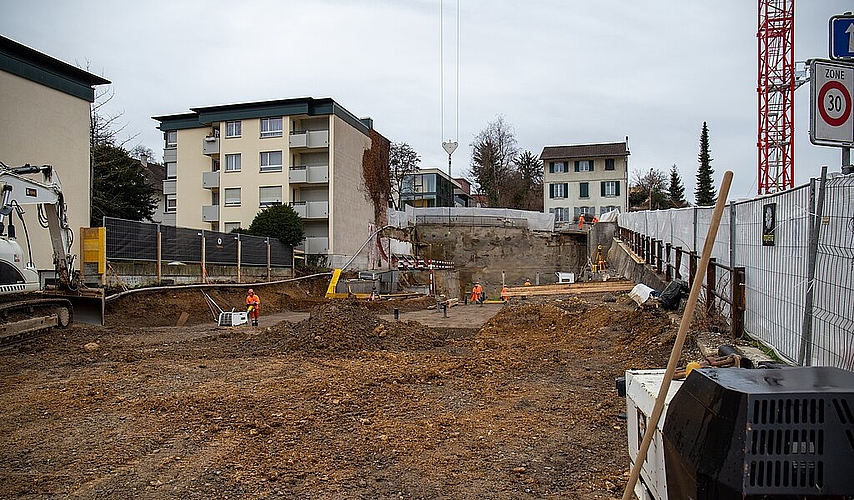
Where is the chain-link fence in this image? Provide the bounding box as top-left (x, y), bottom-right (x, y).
top-left (618, 174), bottom-right (854, 370)
top-left (105, 217), bottom-right (293, 267)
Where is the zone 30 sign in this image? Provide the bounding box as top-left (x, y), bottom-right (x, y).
top-left (810, 59), bottom-right (854, 147)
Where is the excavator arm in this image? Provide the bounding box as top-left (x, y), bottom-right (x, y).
top-left (0, 162), bottom-right (103, 341)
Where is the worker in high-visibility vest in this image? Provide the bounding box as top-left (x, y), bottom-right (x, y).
top-left (245, 288), bottom-right (261, 326)
top-left (501, 285), bottom-right (510, 303)
top-left (470, 281), bottom-right (483, 305)
top-left (578, 214), bottom-right (586, 229)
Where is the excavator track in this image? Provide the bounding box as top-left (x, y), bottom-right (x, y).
top-left (0, 298), bottom-right (73, 348)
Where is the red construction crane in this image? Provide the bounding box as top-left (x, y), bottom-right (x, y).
top-left (757, 0), bottom-right (795, 194)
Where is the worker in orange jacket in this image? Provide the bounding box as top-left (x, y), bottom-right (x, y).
top-left (471, 281), bottom-right (483, 305)
top-left (501, 284), bottom-right (510, 303)
top-left (246, 288), bottom-right (261, 326)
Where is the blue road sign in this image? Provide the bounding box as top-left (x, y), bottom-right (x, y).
top-left (830, 15), bottom-right (854, 61)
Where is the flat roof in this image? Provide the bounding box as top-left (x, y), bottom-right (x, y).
top-left (0, 35), bottom-right (110, 102)
top-left (153, 97), bottom-right (373, 137)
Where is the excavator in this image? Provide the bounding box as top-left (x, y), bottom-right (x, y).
top-left (0, 161), bottom-right (103, 344)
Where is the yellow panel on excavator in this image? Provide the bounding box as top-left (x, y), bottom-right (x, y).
top-left (325, 269), bottom-right (344, 298)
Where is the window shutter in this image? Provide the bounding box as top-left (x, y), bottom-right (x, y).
top-left (589, 160), bottom-right (594, 171)
top-left (580, 182), bottom-right (588, 198)
top-left (574, 161), bottom-right (579, 172)
top-left (562, 183), bottom-right (568, 196)
top-left (549, 162), bottom-right (554, 173)
top-left (600, 182), bottom-right (606, 197)
top-left (549, 183), bottom-right (555, 198)
top-left (615, 181), bottom-right (621, 196)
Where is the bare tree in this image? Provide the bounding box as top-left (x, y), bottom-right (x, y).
top-left (388, 142), bottom-right (421, 209)
top-left (468, 116), bottom-right (518, 207)
top-left (632, 167), bottom-right (669, 210)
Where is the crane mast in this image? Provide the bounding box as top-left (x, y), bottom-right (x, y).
top-left (757, 0), bottom-right (796, 194)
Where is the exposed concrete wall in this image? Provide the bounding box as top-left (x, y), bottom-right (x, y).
top-left (606, 238), bottom-right (666, 291)
top-left (106, 261), bottom-right (292, 288)
top-left (413, 224), bottom-right (586, 300)
top-left (587, 221), bottom-right (617, 261)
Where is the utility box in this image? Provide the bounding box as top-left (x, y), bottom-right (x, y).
top-left (625, 369), bottom-right (684, 500)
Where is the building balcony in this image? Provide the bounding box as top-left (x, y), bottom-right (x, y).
top-left (202, 205), bottom-right (219, 222)
top-left (303, 236), bottom-right (329, 255)
top-left (289, 130), bottom-right (329, 149)
top-left (289, 165), bottom-right (329, 184)
top-left (290, 200), bottom-right (329, 219)
top-left (163, 148), bottom-right (177, 163)
top-left (162, 179), bottom-right (176, 195)
top-left (202, 171), bottom-right (220, 189)
top-left (202, 136), bottom-right (220, 156)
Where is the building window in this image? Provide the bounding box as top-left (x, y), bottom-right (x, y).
top-left (225, 154), bottom-right (241, 172)
top-left (224, 222), bottom-right (241, 233)
top-left (601, 180), bottom-right (621, 197)
top-left (574, 206), bottom-right (595, 219)
top-left (579, 182), bottom-right (589, 198)
top-left (549, 161), bottom-right (567, 174)
top-left (165, 130), bottom-right (177, 148)
top-left (549, 182), bottom-right (568, 199)
top-left (259, 186), bottom-right (283, 207)
top-left (260, 117), bottom-right (283, 138)
top-left (605, 158), bottom-right (615, 171)
top-left (224, 188), bottom-right (241, 206)
top-left (165, 194), bottom-right (177, 213)
top-left (166, 162), bottom-right (177, 179)
top-left (260, 151), bottom-right (283, 172)
top-left (574, 160), bottom-right (594, 172)
top-left (212, 159), bottom-right (220, 172)
top-left (211, 191), bottom-right (220, 205)
top-left (601, 205), bottom-right (620, 214)
top-left (549, 207), bottom-right (570, 222)
top-left (225, 120), bottom-right (242, 138)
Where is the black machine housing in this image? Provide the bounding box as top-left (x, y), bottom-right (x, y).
top-left (662, 366), bottom-right (854, 499)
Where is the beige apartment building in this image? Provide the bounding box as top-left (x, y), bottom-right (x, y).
top-left (153, 97), bottom-right (382, 268)
top-left (0, 35), bottom-right (109, 274)
top-left (541, 141), bottom-right (630, 225)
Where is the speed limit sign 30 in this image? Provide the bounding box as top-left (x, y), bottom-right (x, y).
top-left (810, 59), bottom-right (854, 146)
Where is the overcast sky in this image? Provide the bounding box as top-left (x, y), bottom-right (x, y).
top-left (2, 1), bottom-right (851, 202)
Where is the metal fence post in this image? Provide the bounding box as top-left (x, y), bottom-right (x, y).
top-left (799, 167), bottom-right (828, 366)
top-left (706, 258), bottom-right (716, 317)
top-left (733, 266), bottom-right (746, 339)
top-left (665, 243), bottom-right (672, 281)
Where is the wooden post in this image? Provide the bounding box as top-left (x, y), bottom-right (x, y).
top-left (732, 266), bottom-right (746, 339)
top-left (236, 235), bottom-right (242, 283)
top-left (200, 230), bottom-right (206, 284)
top-left (706, 258), bottom-right (716, 317)
top-left (665, 243), bottom-right (672, 281)
top-left (656, 240), bottom-right (663, 274)
top-left (674, 247), bottom-right (683, 280)
top-left (622, 171), bottom-right (733, 500)
top-left (266, 237), bottom-right (271, 281)
top-left (156, 224), bottom-right (162, 284)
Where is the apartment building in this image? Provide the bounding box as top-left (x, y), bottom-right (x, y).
top-left (541, 141), bottom-right (630, 224)
top-left (0, 35), bottom-right (109, 272)
top-left (400, 168), bottom-right (473, 208)
top-left (153, 97), bottom-right (381, 267)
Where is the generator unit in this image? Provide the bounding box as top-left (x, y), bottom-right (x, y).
top-left (626, 367), bottom-right (854, 500)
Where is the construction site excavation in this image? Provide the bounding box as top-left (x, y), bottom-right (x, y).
top-left (1, 269), bottom-right (711, 499)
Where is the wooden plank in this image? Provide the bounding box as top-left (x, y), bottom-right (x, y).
top-left (504, 281), bottom-right (635, 297)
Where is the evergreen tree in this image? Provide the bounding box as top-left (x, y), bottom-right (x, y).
top-left (90, 144), bottom-right (158, 226)
top-left (695, 122), bottom-right (716, 206)
top-left (668, 164), bottom-right (687, 207)
top-left (246, 203), bottom-right (305, 247)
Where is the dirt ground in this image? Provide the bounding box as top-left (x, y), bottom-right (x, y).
top-left (0, 277), bottom-right (713, 499)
